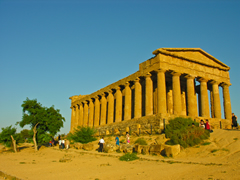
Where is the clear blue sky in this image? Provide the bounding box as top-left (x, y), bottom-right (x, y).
top-left (0, 0), bottom-right (239, 134)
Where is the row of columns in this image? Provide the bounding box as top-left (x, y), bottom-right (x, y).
top-left (71, 69), bottom-right (232, 131)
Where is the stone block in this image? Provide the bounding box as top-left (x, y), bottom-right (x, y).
top-left (134, 144), bottom-right (150, 154)
top-left (149, 144), bottom-right (164, 155)
top-left (74, 142), bottom-right (83, 149)
top-left (155, 134), bottom-right (166, 144)
top-left (120, 144), bottom-right (134, 153)
top-left (82, 143), bottom-right (94, 151)
top-left (163, 144), bottom-right (180, 157)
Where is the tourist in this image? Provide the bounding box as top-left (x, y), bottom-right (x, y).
top-left (99, 137), bottom-right (105, 152)
top-left (61, 139), bottom-right (65, 149)
top-left (115, 136), bottom-right (119, 146)
top-left (58, 139), bottom-right (62, 149)
top-left (199, 120), bottom-right (205, 129)
top-left (65, 139), bottom-right (70, 149)
top-left (126, 132), bottom-right (130, 144)
top-left (205, 119), bottom-right (211, 132)
top-left (232, 113), bottom-right (238, 129)
top-left (49, 140), bottom-right (52, 147)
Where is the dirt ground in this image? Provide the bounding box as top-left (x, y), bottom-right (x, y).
top-left (0, 129), bottom-right (240, 180)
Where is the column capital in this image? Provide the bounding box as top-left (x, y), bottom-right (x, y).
top-left (171, 71), bottom-right (181, 76)
top-left (134, 77), bottom-right (140, 82)
top-left (157, 68), bottom-right (166, 73)
top-left (220, 82), bottom-right (231, 87)
top-left (197, 77), bottom-right (208, 82)
top-left (125, 81), bottom-right (130, 87)
top-left (184, 74), bottom-right (196, 79)
top-left (209, 80), bottom-right (220, 85)
top-left (145, 72), bottom-right (152, 78)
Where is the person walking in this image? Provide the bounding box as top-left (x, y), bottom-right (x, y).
top-left (99, 137), bottom-right (105, 152)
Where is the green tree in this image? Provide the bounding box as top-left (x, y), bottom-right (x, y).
top-left (0, 125), bottom-right (19, 147)
top-left (68, 126), bottom-right (97, 144)
top-left (17, 98), bottom-right (65, 151)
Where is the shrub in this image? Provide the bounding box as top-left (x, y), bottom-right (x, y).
top-left (134, 138), bottom-right (148, 145)
top-left (119, 153), bottom-right (139, 161)
top-left (68, 126), bottom-right (97, 144)
top-left (0, 126), bottom-right (20, 147)
top-left (165, 117), bottom-right (210, 148)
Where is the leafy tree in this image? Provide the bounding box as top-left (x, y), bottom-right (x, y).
top-left (68, 126), bottom-right (97, 144)
top-left (19, 129), bottom-right (32, 143)
top-left (17, 98), bottom-right (65, 151)
top-left (165, 117), bottom-right (210, 148)
top-left (0, 125), bottom-right (19, 147)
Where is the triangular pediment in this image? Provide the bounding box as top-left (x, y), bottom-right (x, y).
top-left (153, 48), bottom-right (230, 71)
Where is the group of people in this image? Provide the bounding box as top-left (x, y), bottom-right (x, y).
top-left (98, 132), bottom-right (130, 152)
top-left (199, 119), bottom-right (211, 131)
top-left (58, 138), bottom-right (70, 149)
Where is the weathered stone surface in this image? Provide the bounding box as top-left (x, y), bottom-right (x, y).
top-left (134, 144), bottom-right (150, 155)
top-left (73, 142), bottom-right (83, 149)
top-left (163, 144), bottom-right (181, 157)
top-left (149, 144), bottom-right (164, 155)
top-left (82, 143), bottom-right (94, 151)
top-left (103, 143), bottom-right (119, 153)
top-left (120, 144), bottom-right (134, 153)
top-left (155, 134), bottom-right (166, 144)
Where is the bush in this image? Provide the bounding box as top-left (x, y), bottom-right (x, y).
top-left (165, 117), bottom-right (210, 148)
top-left (68, 126), bottom-right (97, 144)
top-left (119, 153), bottom-right (139, 161)
top-left (0, 126), bottom-right (20, 147)
top-left (134, 138), bottom-right (148, 145)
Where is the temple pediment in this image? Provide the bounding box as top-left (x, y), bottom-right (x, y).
top-left (153, 48), bottom-right (230, 71)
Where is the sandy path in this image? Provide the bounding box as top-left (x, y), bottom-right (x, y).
top-left (1, 129), bottom-right (240, 180)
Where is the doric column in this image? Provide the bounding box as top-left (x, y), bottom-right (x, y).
top-left (75, 104), bottom-right (79, 128)
top-left (100, 93), bottom-right (107, 125)
top-left (211, 81), bottom-right (221, 119)
top-left (221, 83), bottom-right (232, 120)
top-left (181, 87), bottom-right (187, 115)
top-left (94, 96), bottom-right (100, 127)
top-left (124, 82), bottom-right (132, 120)
top-left (79, 103), bottom-right (83, 126)
top-left (115, 86), bottom-right (122, 122)
top-left (83, 101), bottom-right (89, 126)
top-left (171, 72), bottom-right (182, 115)
top-left (198, 78), bottom-right (210, 117)
top-left (157, 69), bottom-right (167, 114)
top-left (70, 106), bottom-right (75, 132)
top-left (134, 77), bottom-right (142, 118)
top-left (167, 85), bottom-right (173, 114)
top-left (107, 90), bottom-right (114, 124)
top-left (88, 99), bottom-right (94, 127)
top-left (145, 72), bottom-right (153, 116)
top-left (185, 75), bottom-right (197, 117)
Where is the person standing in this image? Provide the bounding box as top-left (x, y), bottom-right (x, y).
top-left (99, 137), bottom-right (105, 152)
top-left (115, 136), bottom-right (119, 146)
top-left (232, 113), bottom-right (238, 129)
top-left (61, 139), bottom-right (65, 149)
top-left (126, 132), bottom-right (130, 144)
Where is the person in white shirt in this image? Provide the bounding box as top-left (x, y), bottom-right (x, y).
top-left (99, 137), bottom-right (105, 152)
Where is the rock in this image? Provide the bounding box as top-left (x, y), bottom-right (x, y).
top-left (135, 144), bottom-right (150, 155)
top-left (155, 134), bottom-right (166, 144)
top-left (103, 143), bottom-right (119, 153)
top-left (120, 144), bottom-right (134, 153)
top-left (83, 143), bottom-right (94, 151)
top-left (74, 142), bottom-right (83, 149)
top-left (163, 144), bottom-right (181, 157)
top-left (149, 144), bottom-right (164, 155)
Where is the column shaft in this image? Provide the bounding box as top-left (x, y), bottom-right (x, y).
top-left (134, 78), bottom-right (142, 118)
top-left (107, 90), bottom-right (114, 124)
top-left (222, 83), bottom-right (232, 120)
top-left (186, 75), bottom-right (196, 116)
top-left (89, 100), bottom-right (94, 127)
top-left (94, 97), bottom-right (100, 127)
top-left (115, 87), bottom-right (122, 122)
top-left (198, 78), bottom-right (210, 117)
top-left (124, 82), bottom-right (132, 120)
top-left (83, 101), bottom-right (89, 126)
top-left (157, 69), bottom-right (167, 114)
top-left (79, 103), bottom-right (83, 126)
top-left (145, 73), bottom-right (153, 116)
top-left (70, 107), bottom-right (75, 132)
top-left (100, 94), bottom-right (107, 125)
top-left (172, 72), bottom-right (182, 115)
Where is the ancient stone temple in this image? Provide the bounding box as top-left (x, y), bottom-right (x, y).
top-left (69, 48), bottom-right (232, 133)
